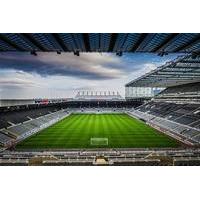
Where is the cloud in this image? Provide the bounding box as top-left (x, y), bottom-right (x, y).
top-left (0, 70), bottom-right (42, 89)
top-left (0, 52), bottom-right (126, 80)
top-left (0, 79), bottom-right (35, 88)
top-left (0, 52), bottom-right (180, 81)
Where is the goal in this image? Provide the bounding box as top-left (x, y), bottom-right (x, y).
top-left (90, 138), bottom-right (108, 146)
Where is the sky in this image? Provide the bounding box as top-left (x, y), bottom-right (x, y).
top-left (0, 52), bottom-right (183, 99)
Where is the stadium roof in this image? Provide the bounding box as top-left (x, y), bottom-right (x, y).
top-left (125, 55), bottom-right (200, 87)
top-left (0, 33), bottom-right (200, 53)
top-left (74, 91), bottom-right (123, 101)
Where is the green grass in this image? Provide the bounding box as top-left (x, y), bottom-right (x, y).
top-left (16, 113), bottom-right (180, 149)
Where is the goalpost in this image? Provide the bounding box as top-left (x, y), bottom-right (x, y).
top-left (90, 138), bottom-right (108, 146)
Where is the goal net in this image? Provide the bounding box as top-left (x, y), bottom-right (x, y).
top-left (90, 138), bottom-right (108, 146)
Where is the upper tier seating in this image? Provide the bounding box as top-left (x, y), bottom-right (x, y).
top-left (158, 82), bottom-right (200, 97)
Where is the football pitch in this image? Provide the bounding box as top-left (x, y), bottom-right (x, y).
top-left (16, 113), bottom-right (180, 149)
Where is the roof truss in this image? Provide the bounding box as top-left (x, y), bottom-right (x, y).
top-left (0, 33), bottom-right (200, 53)
top-left (125, 55), bottom-right (200, 87)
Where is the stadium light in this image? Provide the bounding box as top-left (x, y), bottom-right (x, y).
top-left (116, 51), bottom-right (122, 56)
top-left (191, 52), bottom-right (200, 59)
top-left (74, 50), bottom-right (80, 56)
top-left (158, 51), bottom-right (168, 57)
top-left (30, 50), bottom-right (37, 56)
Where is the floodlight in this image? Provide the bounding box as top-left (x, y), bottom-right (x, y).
top-left (30, 50), bottom-right (37, 56)
top-left (116, 51), bottom-right (122, 56)
top-left (74, 50), bottom-right (80, 56)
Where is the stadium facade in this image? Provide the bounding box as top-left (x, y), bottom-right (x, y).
top-left (75, 91), bottom-right (123, 101)
top-left (125, 87), bottom-right (163, 99)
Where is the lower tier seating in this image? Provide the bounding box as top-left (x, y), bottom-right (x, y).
top-left (129, 101), bottom-right (200, 144)
top-left (0, 110), bottom-right (69, 147)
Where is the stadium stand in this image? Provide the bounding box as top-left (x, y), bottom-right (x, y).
top-left (0, 109), bottom-right (69, 147)
top-left (0, 120), bottom-right (10, 129)
top-left (129, 101), bottom-right (200, 144)
top-left (158, 82), bottom-right (200, 97)
top-left (125, 55), bottom-right (200, 149)
top-left (0, 106), bottom-right (59, 128)
top-left (0, 131), bottom-right (13, 145)
top-left (0, 149), bottom-right (200, 166)
top-left (155, 82), bottom-right (200, 103)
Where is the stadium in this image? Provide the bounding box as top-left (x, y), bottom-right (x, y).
top-left (0, 33), bottom-right (200, 166)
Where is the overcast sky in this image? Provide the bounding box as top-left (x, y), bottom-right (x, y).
top-left (0, 52), bottom-right (183, 99)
